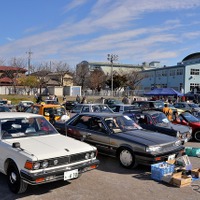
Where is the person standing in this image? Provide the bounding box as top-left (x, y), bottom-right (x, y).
top-left (162, 104), bottom-right (173, 121)
top-left (76, 95), bottom-right (81, 103)
top-left (81, 96), bottom-right (87, 104)
top-left (122, 95), bottom-right (130, 104)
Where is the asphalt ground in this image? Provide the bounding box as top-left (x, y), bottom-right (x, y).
top-left (0, 141), bottom-right (199, 200)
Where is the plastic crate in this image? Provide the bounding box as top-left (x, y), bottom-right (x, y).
top-left (185, 147), bottom-right (200, 157)
top-left (151, 162), bottom-right (175, 181)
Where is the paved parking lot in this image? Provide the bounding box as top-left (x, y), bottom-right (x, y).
top-left (0, 141), bottom-right (199, 200)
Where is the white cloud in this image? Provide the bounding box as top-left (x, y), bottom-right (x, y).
top-left (1, 0), bottom-right (200, 67)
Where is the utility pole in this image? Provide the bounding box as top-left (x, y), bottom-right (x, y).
top-left (26, 50), bottom-right (33, 75)
top-left (107, 54), bottom-right (118, 97)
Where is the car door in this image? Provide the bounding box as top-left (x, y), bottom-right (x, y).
top-left (67, 116), bottom-right (111, 155)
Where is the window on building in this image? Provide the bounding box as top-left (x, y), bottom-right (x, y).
top-left (190, 69), bottom-right (199, 75)
top-left (161, 70), bottom-right (167, 76)
top-left (156, 71), bottom-right (161, 77)
top-left (177, 68), bottom-right (183, 75)
top-left (169, 69), bottom-right (175, 76)
top-left (190, 83), bottom-right (200, 92)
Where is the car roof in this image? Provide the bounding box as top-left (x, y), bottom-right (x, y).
top-left (33, 104), bottom-right (63, 108)
top-left (75, 103), bottom-right (107, 106)
top-left (142, 110), bottom-right (161, 114)
top-left (78, 112), bottom-right (123, 118)
top-left (111, 104), bottom-right (133, 106)
top-left (0, 112), bottom-right (42, 119)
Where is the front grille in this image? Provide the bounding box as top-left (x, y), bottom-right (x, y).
top-left (38, 151), bottom-right (94, 168)
top-left (47, 156), bottom-right (70, 167)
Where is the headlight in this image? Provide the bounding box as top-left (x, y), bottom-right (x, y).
top-left (174, 140), bottom-right (181, 146)
top-left (41, 160), bottom-right (48, 168)
top-left (176, 131), bottom-right (180, 138)
top-left (146, 146), bottom-right (162, 152)
top-left (85, 153), bottom-right (90, 159)
top-left (33, 162), bottom-right (41, 170)
top-left (90, 152), bottom-right (95, 158)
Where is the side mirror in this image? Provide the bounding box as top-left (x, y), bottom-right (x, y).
top-left (12, 142), bottom-right (20, 148)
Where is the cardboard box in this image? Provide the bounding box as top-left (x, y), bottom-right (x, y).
top-left (191, 168), bottom-right (200, 178)
top-left (172, 172), bottom-right (192, 187)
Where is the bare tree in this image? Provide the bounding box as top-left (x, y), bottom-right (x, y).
top-left (126, 70), bottom-right (145, 91)
top-left (0, 57), bottom-right (6, 65)
top-left (89, 69), bottom-right (106, 94)
top-left (75, 62), bottom-right (90, 90)
top-left (50, 61), bottom-right (72, 86)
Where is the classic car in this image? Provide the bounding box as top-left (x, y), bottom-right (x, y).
top-left (109, 104), bottom-right (139, 113)
top-left (131, 100), bottom-right (164, 111)
top-left (0, 112), bottom-right (99, 193)
top-left (62, 100), bottom-right (78, 111)
top-left (132, 110), bottom-right (192, 144)
top-left (16, 101), bottom-right (34, 112)
top-left (69, 103), bottom-right (113, 117)
top-left (172, 111), bottom-right (200, 142)
top-left (173, 102), bottom-right (200, 114)
top-left (103, 98), bottom-right (123, 107)
top-left (25, 103), bottom-right (70, 122)
top-left (61, 113), bottom-right (184, 169)
top-left (0, 105), bottom-right (11, 112)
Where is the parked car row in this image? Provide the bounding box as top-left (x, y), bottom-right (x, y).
top-left (1, 98), bottom-right (200, 194)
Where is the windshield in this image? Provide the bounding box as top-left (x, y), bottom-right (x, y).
top-left (92, 105), bottom-right (113, 113)
top-left (104, 115), bottom-right (142, 133)
top-left (189, 103), bottom-right (199, 108)
top-left (181, 112), bottom-right (200, 122)
top-left (152, 112), bottom-right (169, 124)
top-left (1, 117), bottom-right (57, 139)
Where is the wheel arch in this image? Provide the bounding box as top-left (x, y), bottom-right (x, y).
top-left (4, 158), bottom-right (16, 175)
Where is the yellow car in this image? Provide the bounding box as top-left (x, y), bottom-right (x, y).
top-left (25, 103), bottom-right (69, 121)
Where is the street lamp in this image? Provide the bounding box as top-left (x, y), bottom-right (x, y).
top-left (107, 54), bottom-right (118, 96)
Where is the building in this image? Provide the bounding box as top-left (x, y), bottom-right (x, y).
top-left (0, 66), bottom-right (27, 94)
top-left (0, 66), bottom-right (27, 86)
top-left (138, 52), bottom-right (200, 96)
top-left (76, 60), bottom-right (147, 75)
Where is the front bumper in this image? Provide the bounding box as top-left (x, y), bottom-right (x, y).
top-left (134, 146), bottom-right (185, 166)
top-left (20, 159), bottom-right (99, 185)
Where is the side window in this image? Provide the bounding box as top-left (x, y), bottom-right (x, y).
top-left (82, 106), bottom-right (89, 112)
top-left (89, 118), bottom-right (105, 133)
top-left (32, 107), bottom-right (39, 114)
top-left (71, 116), bottom-right (90, 129)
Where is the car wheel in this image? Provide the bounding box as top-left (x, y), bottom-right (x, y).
top-left (119, 148), bottom-right (138, 169)
top-left (194, 131), bottom-right (200, 142)
top-left (7, 162), bottom-right (28, 194)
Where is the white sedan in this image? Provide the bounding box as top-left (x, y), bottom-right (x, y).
top-left (0, 112), bottom-right (99, 194)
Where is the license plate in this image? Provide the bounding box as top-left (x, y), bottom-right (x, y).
top-left (64, 169), bottom-right (78, 180)
top-left (168, 154), bottom-right (175, 161)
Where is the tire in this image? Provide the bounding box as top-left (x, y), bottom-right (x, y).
top-left (119, 148), bottom-right (138, 169)
top-left (7, 162), bottom-right (28, 194)
top-left (194, 131), bottom-right (200, 142)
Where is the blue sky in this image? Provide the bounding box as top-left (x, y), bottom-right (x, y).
top-left (1, 0), bottom-right (200, 69)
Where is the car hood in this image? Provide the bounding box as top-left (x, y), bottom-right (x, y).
top-left (157, 122), bottom-right (190, 133)
top-left (5, 134), bottom-right (95, 160)
top-left (118, 129), bottom-right (177, 146)
top-left (189, 121), bottom-right (200, 127)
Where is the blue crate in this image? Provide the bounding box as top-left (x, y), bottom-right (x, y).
top-left (151, 162), bottom-right (175, 181)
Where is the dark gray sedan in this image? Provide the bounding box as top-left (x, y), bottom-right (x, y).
top-left (133, 110), bottom-right (192, 144)
top-left (58, 113), bottom-right (185, 169)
